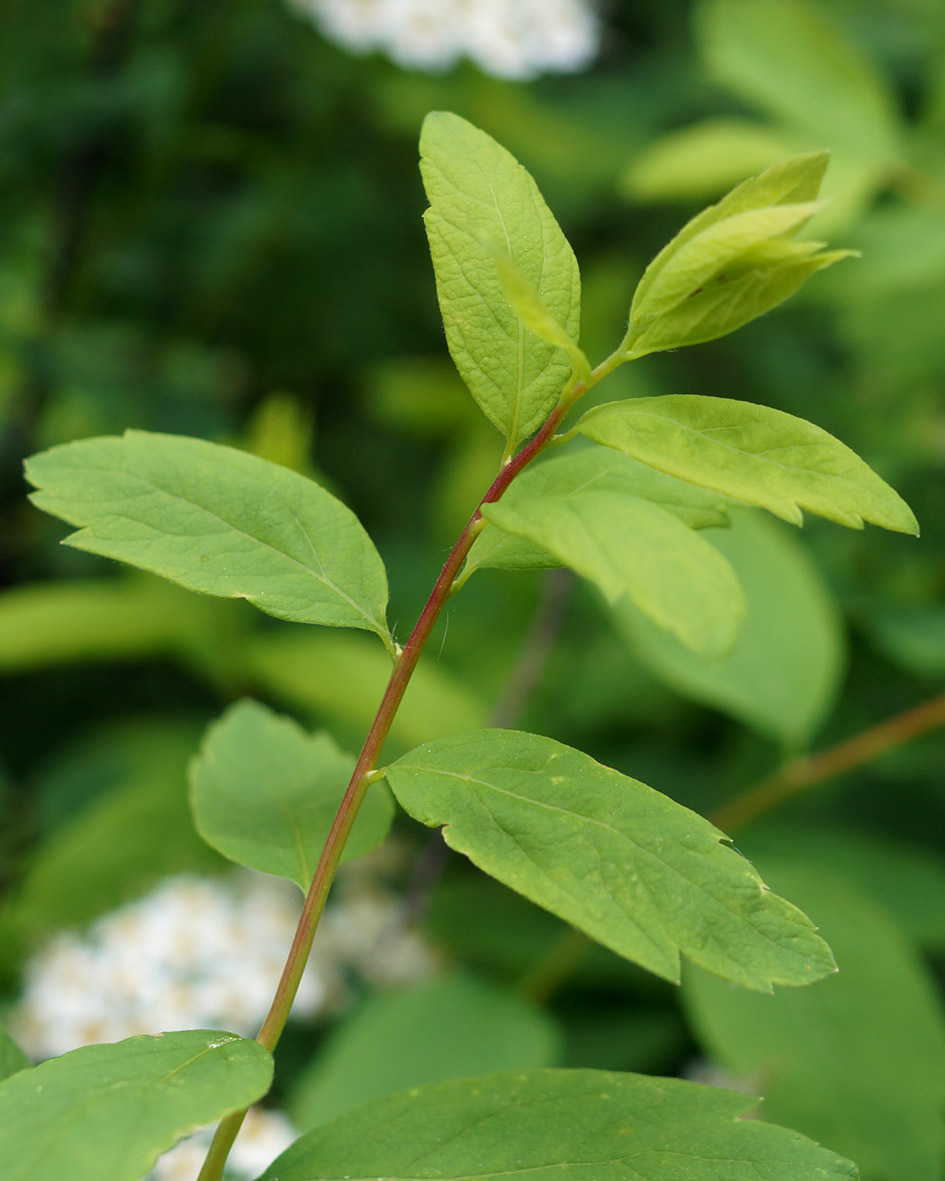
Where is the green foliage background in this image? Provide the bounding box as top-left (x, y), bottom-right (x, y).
top-left (1, 1), bottom-right (944, 1178)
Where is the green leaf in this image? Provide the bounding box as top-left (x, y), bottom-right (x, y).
top-left (420, 112), bottom-right (581, 447)
top-left (480, 465), bottom-right (745, 659)
top-left (24, 430), bottom-right (392, 646)
top-left (577, 395), bottom-right (918, 533)
top-left (613, 510), bottom-right (844, 748)
top-left (0, 1030), bottom-right (272, 1181)
top-left (683, 861), bottom-right (945, 1181)
top-left (189, 700), bottom-right (392, 890)
top-left (631, 201), bottom-right (824, 328)
top-left (697, 0), bottom-right (903, 163)
top-left (492, 251), bottom-right (591, 383)
top-left (628, 246), bottom-right (855, 356)
top-left (466, 446), bottom-right (730, 578)
top-left (629, 151), bottom-right (830, 320)
top-left (290, 972), bottom-right (561, 1130)
top-left (622, 151), bottom-right (857, 354)
top-left (258, 1068), bottom-right (857, 1181)
top-left (0, 1027), bottom-right (28, 1082)
top-left (384, 730), bottom-right (836, 991)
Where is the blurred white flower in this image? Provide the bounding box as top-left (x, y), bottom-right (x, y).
top-left (10, 869), bottom-right (437, 1061)
top-left (290, 0), bottom-right (601, 79)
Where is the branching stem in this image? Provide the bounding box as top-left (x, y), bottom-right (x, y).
top-left (198, 377), bottom-right (599, 1180)
top-left (711, 691), bottom-right (945, 833)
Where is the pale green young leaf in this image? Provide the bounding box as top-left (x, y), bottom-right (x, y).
top-left (481, 480), bottom-right (744, 659)
top-left (190, 699), bottom-right (392, 890)
top-left (629, 248), bottom-right (856, 356)
top-left (466, 446), bottom-right (730, 579)
top-left (260, 1070), bottom-right (857, 1181)
top-left (24, 431), bottom-right (392, 645)
top-left (684, 861), bottom-right (945, 1181)
top-left (577, 395), bottom-right (918, 533)
top-left (290, 973), bottom-right (560, 1130)
top-left (614, 511), bottom-right (844, 749)
top-left (0, 1031), bottom-right (272, 1181)
top-left (630, 201), bottom-right (823, 329)
top-left (629, 150), bottom-right (830, 319)
top-left (492, 251), bottom-right (591, 383)
top-left (384, 730), bottom-right (836, 991)
top-left (0, 1028), bottom-right (28, 1082)
top-left (420, 112), bottom-right (581, 447)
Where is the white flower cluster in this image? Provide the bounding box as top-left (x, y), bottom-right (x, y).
top-left (10, 869), bottom-right (439, 1061)
top-left (291, 0), bottom-right (601, 80)
top-left (9, 868), bottom-right (439, 1178)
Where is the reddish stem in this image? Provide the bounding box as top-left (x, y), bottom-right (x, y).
top-left (197, 390), bottom-right (580, 1181)
top-left (711, 692), bottom-right (945, 833)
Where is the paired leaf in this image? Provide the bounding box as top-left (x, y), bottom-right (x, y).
top-left (466, 446), bottom-right (730, 578)
top-left (630, 150), bottom-right (829, 318)
top-left (24, 431), bottom-right (392, 645)
top-left (190, 699), bottom-right (392, 890)
top-left (577, 395), bottom-right (918, 532)
top-left (0, 1031), bottom-right (272, 1181)
top-left (465, 445), bottom-right (741, 659)
top-left (613, 510), bottom-right (844, 749)
top-left (624, 152), bottom-right (854, 355)
top-left (481, 486), bottom-right (744, 659)
top-left (684, 861), bottom-right (945, 1181)
top-left (260, 1068), bottom-right (857, 1180)
top-left (290, 972), bottom-right (560, 1130)
top-left (629, 246), bottom-right (854, 356)
top-left (384, 730), bottom-right (836, 991)
top-left (420, 112), bottom-right (581, 447)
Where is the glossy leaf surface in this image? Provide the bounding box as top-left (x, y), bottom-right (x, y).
top-left (577, 395), bottom-right (918, 532)
top-left (190, 699), bottom-right (392, 890)
top-left (25, 431), bottom-right (392, 644)
top-left (385, 730), bottom-right (835, 991)
top-left (259, 1068), bottom-right (857, 1180)
top-left (0, 1031), bottom-right (272, 1181)
top-left (420, 112), bottom-right (581, 446)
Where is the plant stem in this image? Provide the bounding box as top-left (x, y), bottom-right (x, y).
top-left (401, 567), bottom-right (576, 928)
top-left (197, 385), bottom-right (588, 1181)
top-left (711, 691), bottom-right (945, 833)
